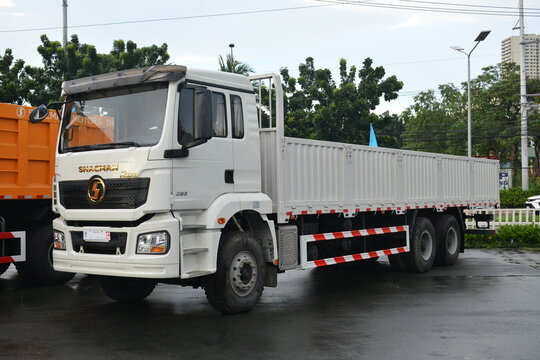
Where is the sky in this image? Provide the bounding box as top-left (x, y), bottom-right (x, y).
top-left (1, 0), bottom-right (540, 114)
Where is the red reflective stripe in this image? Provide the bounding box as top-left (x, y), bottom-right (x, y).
top-left (0, 256), bottom-right (15, 264)
top-left (396, 226), bottom-right (405, 232)
top-left (314, 259), bottom-right (327, 267)
top-left (397, 247), bottom-right (406, 253)
top-left (335, 256), bottom-right (346, 264)
top-left (352, 254), bottom-right (363, 261)
top-left (366, 229), bottom-right (377, 235)
top-left (286, 212), bottom-right (293, 216)
top-left (316, 210), bottom-right (322, 214)
top-left (382, 227), bottom-right (391, 233)
top-left (330, 210), bottom-right (336, 213)
top-left (343, 209), bottom-right (348, 213)
top-left (387, 207), bottom-right (392, 211)
top-left (368, 251), bottom-right (378, 258)
top-left (351, 230), bottom-right (362, 237)
top-left (333, 232), bottom-right (345, 239)
top-left (301, 211), bottom-right (308, 215)
top-left (383, 249), bottom-right (393, 255)
top-left (366, 208), bottom-right (371, 211)
top-left (313, 234), bottom-right (326, 241)
top-left (0, 232), bottom-right (15, 239)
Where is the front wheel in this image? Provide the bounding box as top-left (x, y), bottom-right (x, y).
top-left (100, 276), bottom-right (156, 302)
top-left (205, 231), bottom-right (265, 314)
top-left (14, 225), bottom-right (75, 285)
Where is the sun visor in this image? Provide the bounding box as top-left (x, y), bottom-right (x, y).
top-left (61, 65), bottom-right (187, 96)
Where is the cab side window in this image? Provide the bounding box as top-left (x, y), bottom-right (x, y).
top-left (231, 95), bottom-right (244, 139)
top-left (212, 92), bottom-right (227, 137)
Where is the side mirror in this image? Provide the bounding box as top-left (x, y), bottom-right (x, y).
top-left (193, 89), bottom-right (213, 141)
top-left (29, 104), bottom-right (49, 123)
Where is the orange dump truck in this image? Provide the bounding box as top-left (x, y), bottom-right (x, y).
top-left (0, 103), bottom-right (73, 284)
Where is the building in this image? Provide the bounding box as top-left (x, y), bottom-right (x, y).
top-left (501, 34), bottom-right (540, 79)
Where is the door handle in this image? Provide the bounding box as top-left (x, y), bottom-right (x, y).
top-left (225, 169), bottom-right (234, 184)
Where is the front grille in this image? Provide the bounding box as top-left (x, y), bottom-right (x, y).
top-left (71, 231), bottom-right (127, 255)
top-left (59, 178), bottom-right (150, 209)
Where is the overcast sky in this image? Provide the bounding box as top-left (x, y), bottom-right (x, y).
top-left (1, 0), bottom-right (539, 113)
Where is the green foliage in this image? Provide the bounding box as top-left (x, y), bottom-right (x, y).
top-left (0, 34), bottom-right (170, 105)
top-left (280, 57), bottom-right (403, 145)
top-left (465, 225), bottom-right (540, 248)
top-left (500, 187), bottom-right (534, 208)
top-left (218, 54), bottom-right (254, 75)
top-left (0, 49), bottom-right (29, 105)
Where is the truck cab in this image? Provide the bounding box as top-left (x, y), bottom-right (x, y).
top-left (49, 66), bottom-right (276, 312)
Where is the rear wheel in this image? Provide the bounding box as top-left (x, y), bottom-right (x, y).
top-left (100, 276), bottom-right (156, 302)
top-left (402, 217), bottom-right (436, 273)
top-left (205, 231), bottom-right (265, 314)
top-left (434, 215), bottom-right (461, 266)
top-left (15, 225), bottom-right (75, 285)
top-left (0, 262), bottom-right (10, 276)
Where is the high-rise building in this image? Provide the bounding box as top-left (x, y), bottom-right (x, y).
top-left (501, 34), bottom-right (540, 79)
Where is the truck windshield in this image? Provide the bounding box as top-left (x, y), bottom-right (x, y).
top-left (59, 83), bottom-right (168, 153)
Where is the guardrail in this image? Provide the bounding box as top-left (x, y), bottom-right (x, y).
top-left (465, 208), bottom-right (540, 229)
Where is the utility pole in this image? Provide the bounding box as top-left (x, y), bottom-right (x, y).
top-left (519, 0), bottom-right (529, 190)
top-left (62, 0), bottom-right (68, 47)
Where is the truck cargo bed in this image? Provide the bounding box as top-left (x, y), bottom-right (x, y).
top-left (261, 131), bottom-right (499, 223)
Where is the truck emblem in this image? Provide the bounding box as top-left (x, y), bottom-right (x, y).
top-left (87, 176), bottom-right (106, 203)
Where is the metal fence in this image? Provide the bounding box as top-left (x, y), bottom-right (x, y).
top-left (465, 208), bottom-right (540, 229)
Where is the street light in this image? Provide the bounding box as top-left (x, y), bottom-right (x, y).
top-left (229, 43), bottom-right (235, 59)
top-left (451, 30), bottom-right (491, 157)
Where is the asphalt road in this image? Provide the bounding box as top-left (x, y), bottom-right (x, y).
top-left (1, 249), bottom-right (539, 360)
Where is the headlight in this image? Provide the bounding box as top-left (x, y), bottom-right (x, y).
top-left (53, 231), bottom-right (66, 250)
top-left (137, 231), bottom-right (170, 254)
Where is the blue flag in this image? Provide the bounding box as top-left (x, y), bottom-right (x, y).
top-left (369, 123), bottom-right (378, 147)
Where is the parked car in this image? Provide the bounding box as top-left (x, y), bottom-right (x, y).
top-left (525, 195), bottom-right (540, 209)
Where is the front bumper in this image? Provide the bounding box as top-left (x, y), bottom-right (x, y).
top-left (53, 212), bottom-right (180, 278)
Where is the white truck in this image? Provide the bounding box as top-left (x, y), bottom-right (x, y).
top-left (30, 65), bottom-right (499, 314)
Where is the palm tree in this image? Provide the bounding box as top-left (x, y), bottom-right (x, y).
top-left (218, 54), bottom-right (254, 76)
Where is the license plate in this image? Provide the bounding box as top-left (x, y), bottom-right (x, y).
top-left (83, 230), bottom-right (111, 242)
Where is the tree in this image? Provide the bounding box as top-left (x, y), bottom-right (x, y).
top-left (0, 34), bottom-right (170, 105)
top-left (280, 57), bottom-right (403, 145)
top-left (218, 54), bottom-right (254, 75)
top-left (0, 49), bottom-right (29, 105)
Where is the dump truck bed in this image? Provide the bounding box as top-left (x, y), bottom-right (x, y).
top-left (0, 103), bottom-right (58, 199)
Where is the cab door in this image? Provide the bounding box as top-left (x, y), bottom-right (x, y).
top-left (171, 86), bottom-right (233, 210)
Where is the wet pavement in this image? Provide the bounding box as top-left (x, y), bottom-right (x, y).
top-left (1, 249), bottom-right (540, 360)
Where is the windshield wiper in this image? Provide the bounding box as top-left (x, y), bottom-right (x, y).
top-left (64, 141), bottom-right (141, 152)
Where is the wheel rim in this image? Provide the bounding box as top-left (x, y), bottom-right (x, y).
top-left (420, 230), bottom-right (433, 261)
top-left (229, 250), bottom-right (258, 297)
top-left (446, 227), bottom-right (458, 255)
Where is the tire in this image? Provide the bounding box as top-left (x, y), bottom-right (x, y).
top-left (0, 262), bottom-right (10, 276)
top-left (402, 217), bottom-right (437, 273)
top-left (205, 231), bottom-right (265, 314)
top-left (434, 215), bottom-right (461, 266)
top-left (14, 225), bottom-right (75, 285)
top-left (101, 276), bottom-right (156, 302)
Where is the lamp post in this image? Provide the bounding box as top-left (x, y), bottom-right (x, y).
top-left (451, 30), bottom-right (491, 158)
top-left (229, 43), bottom-right (235, 59)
